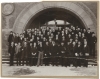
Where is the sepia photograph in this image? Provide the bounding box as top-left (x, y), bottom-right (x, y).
top-left (1, 1), bottom-right (98, 77)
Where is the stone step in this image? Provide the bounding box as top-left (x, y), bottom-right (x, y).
top-left (2, 58), bottom-right (97, 62)
top-left (2, 61), bottom-right (97, 66)
top-left (2, 55), bottom-right (9, 58)
top-left (2, 54), bottom-right (97, 66)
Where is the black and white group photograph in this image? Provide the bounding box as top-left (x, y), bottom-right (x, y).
top-left (1, 1), bottom-right (98, 77)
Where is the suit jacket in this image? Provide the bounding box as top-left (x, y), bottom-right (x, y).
top-left (60, 45), bottom-right (66, 56)
top-left (8, 34), bottom-right (13, 43)
top-left (38, 46), bottom-right (43, 52)
top-left (32, 47), bottom-right (37, 57)
top-left (19, 37), bottom-right (24, 44)
top-left (44, 45), bottom-right (50, 57)
top-left (60, 45), bottom-right (66, 52)
top-left (82, 45), bottom-right (89, 56)
top-left (70, 45), bottom-right (77, 56)
top-left (12, 36), bottom-right (16, 43)
top-left (91, 36), bottom-right (97, 46)
top-left (48, 42), bottom-right (52, 53)
top-left (66, 44), bottom-right (71, 56)
top-left (15, 45), bottom-right (22, 58)
top-left (51, 45), bottom-right (59, 56)
top-left (86, 32), bottom-right (92, 42)
top-left (9, 45), bottom-right (15, 56)
top-left (76, 45), bottom-right (82, 56)
top-left (22, 45), bottom-right (28, 58)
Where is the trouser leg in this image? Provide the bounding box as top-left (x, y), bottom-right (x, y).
top-left (65, 58), bottom-right (68, 66)
top-left (26, 58), bottom-right (28, 65)
top-left (10, 55), bottom-right (14, 66)
top-left (84, 59), bottom-right (88, 67)
top-left (52, 57), bottom-right (54, 66)
top-left (19, 58), bottom-right (21, 65)
top-left (77, 58), bottom-right (81, 67)
top-left (48, 57), bottom-right (50, 65)
top-left (37, 58), bottom-right (40, 66)
top-left (40, 52), bottom-right (43, 66)
top-left (10, 56), bottom-right (12, 66)
top-left (44, 58), bottom-right (48, 66)
top-left (35, 58), bottom-right (37, 66)
top-left (37, 52), bottom-right (41, 66)
top-left (40, 59), bottom-right (43, 66)
top-left (43, 58), bottom-right (45, 65)
top-left (17, 58), bottom-right (18, 66)
top-left (22, 58), bottom-right (24, 65)
top-left (60, 55), bottom-right (63, 66)
top-left (64, 58), bottom-right (67, 67)
top-left (74, 57), bottom-right (77, 67)
top-left (92, 46), bottom-right (95, 57)
top-left (31, 58), bottom-right (33, 66)
top-left (56, 57), bottom-right (58, 66)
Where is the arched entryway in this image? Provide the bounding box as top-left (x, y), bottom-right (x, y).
top-left (13, 2), bottom-right (97, 33)
top-left (26, 8), bottom-right (86, 30)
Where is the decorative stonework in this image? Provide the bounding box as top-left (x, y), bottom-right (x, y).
top-left (13, 2), bottom-right (97, 34)
top-left (2, 3), bottom-right (14, 16)
top-left (75, 2), bottom-right (97, 27)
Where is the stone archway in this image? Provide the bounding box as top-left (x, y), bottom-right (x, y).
top-left (13, 2), bottom-right (97, 34)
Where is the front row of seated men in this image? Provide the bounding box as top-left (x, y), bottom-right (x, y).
top-left (8, 40), bottom-right (89, 67)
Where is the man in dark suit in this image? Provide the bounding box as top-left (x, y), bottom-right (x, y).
top-left (64, 30), bottom-right (69, 45)
top-left (82, 41), bottom-right (89, 67)
top-left (31, 42), bottom-right (37, 66)
top-left (65, 42), bottom-right (71, 66)
top-left (8, 42), bottom-right (15, 66)
top-left (22, 41), bottom-right (28, 66)
top-left (90, 33), bottom-right (97, 57)
top-left (51, 41), bottom-right (58, 66)
top-left (14, 33), bottom-right (20, 44)
top-left (15, 42), bottom-right (22, 66)
top-left (44, 41), bottom-right (50, 66)
top-left (8, 31), bottom-right (13, 46)
top-left (28, 42), bottom-right (33, 66)
top-left (60, 42), bottom-right (66, 66)
top-left (54, 34), bottom-right (60, 45)
top-left (86, 28), bottom-right (92, 56)
top-left (37, 41), bottom-right (44, 67)
top-left (75, 41), bottom-right (82, 67)
top-left (19, 34), bottom-right (24, 45)
top-left (70, 41), bottom-right (77, 67)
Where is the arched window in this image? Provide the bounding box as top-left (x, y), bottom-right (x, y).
top-left (48, 20), bottom-right (64, 25)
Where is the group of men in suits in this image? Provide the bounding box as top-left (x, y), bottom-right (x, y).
top-left (8, 25), bottom-right (97, 67)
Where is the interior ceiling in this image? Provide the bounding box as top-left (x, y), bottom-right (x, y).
top-left (26, 8), bottom-right (85, 29)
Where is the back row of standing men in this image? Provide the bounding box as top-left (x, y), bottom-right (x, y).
top-left (8, 25), bottom-right (97, 67)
